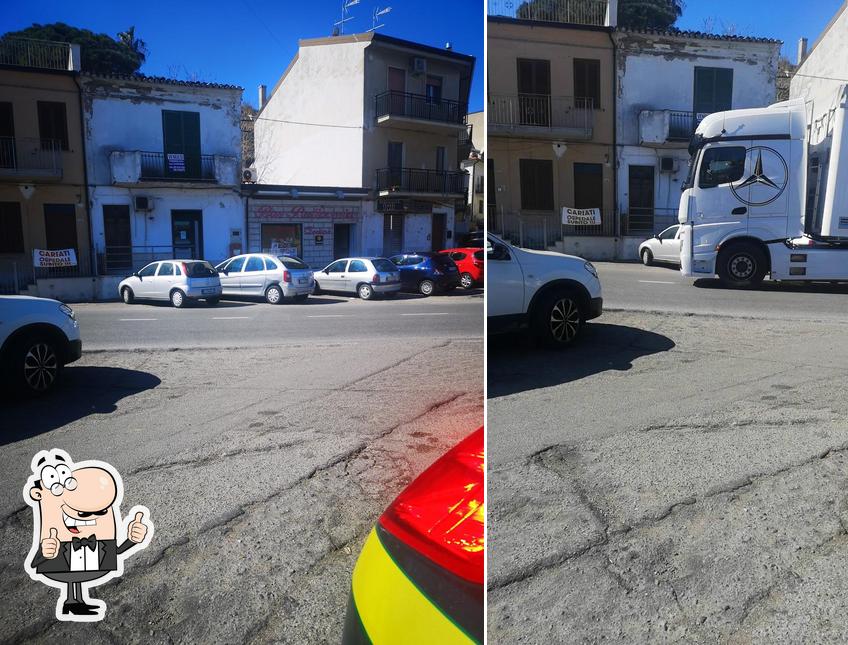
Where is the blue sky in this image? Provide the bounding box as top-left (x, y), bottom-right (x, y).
top-left (675, 0), bottom-right (844, 61)
top-left (2, 0), bottom-right (484, 110)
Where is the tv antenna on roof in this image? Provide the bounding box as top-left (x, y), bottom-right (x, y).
top-left (334, 0), bottom-right (360, 35)
top-left (368, 6), bottom-right (392, 32)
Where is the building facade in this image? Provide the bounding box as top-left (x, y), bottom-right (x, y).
top-left (486, 4), bottom-right (617, 256)
top-left (80, 74), bottom-right (242, 277)
top-left (253, 32), bottom-right (475, 257)
top-left (0, 38), bottom-right (90, 294)
top-left (462, 110), bottom-right (485, 231)
top-left (613, 29), bottom-right (780, 255)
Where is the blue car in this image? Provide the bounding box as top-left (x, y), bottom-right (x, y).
top-left (389, 253), bottom-right (461, 296)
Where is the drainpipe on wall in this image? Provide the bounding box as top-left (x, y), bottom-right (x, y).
top-left (73, 73), bottom-right (95, 277)
top-left (607, 29), bottom-right (619, 241)
top-left (244, 193), bottom-right (250, 253)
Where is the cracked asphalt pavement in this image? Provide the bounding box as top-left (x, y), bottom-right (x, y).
top-left (488, 263), bottom-right (848, 643)
top-left (0, 293), bottom-right (482, 643)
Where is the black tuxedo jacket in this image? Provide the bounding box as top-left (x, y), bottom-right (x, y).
top-left (31, 538), bottom-right (134, 574)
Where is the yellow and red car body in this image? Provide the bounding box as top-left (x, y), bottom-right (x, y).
top-left (342, 427), bottom-right (484, 644)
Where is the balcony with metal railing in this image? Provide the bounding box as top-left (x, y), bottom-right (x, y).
top-left (639, 110), bottom-right (709, 146)
top-left (488, 0), bottom-right (611, 27)
top-left (488, 94), bottom-right (594, 140)
top-left (0, 37), bottom-right (78, 71)
top-left (109, 150), bottom-right (240, 186)
top-left (0, 137), bottom-right (63, 180)
top-left (374, 91), bottom-right (468, 134)
top-left (376, 167), bottom-right (468, 198)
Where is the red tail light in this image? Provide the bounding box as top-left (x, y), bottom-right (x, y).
top-left (181, 263), bottom-right (188, 276)
top-left (372, 274), bottom-right (380, 284)
top-left (283, 270), bottom-right (291, 283)
top-left (379, 427), bottom-right (484, 584)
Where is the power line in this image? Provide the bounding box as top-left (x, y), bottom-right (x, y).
top-left (240, 115), bottom-right (364, 129)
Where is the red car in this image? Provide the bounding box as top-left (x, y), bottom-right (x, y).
top-left (440, 248), bottom-right (484, 289)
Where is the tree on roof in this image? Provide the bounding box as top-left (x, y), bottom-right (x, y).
top-left (2, 22), bottom-right (147, 74)
top-left (515, 0), bottom-right (684, 30)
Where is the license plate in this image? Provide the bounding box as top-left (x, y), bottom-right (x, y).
top-left (298, 278), bottom-right (307, 284)
top-left (202, 288), bottom-right (216, 294)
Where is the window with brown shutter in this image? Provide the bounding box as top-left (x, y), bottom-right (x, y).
top-left (573, 59), bottom-right (601, 110)
top-left (37, 101), bottom-right (69, 150)
top-left (519, 159), bottom-right (554, 211)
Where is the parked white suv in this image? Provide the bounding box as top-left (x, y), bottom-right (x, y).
top-left (0, 296), bottom-right (82, 395)
top-left (487, 234), bottom-right (603, 347)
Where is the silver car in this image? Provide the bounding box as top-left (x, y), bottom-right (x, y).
top-left (215, 254), bottom-right (314, 304)
top-left (314, 257), bottom-right (401, 300)
top-left (639, 225), bottom-right (682, 266)
top-left (119, 260), bottom-right (222, 308)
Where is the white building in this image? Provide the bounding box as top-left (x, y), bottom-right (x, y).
top-left (612, 28), bottom-right (780, 257)
top-left (253, 32), bottom-right (475, 257)
top-left (462, 110), bottom-right (485, 231)
top-left (80, 74), bottom-right (243, 274)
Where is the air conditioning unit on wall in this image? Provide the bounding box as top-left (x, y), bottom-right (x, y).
top-left (242, 167), bottom-right (258, 183)
top-left (134, 196), bottom-right (152, 211)
top-left (410, 57), bottom-right (427, 76)
top-left (660, 157), bottom-right (678, 173)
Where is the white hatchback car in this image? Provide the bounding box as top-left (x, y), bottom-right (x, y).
top-left (119, 260), bottom-right (222, 308)
top-left (0, 295), bottom-right (81, 395)
top-left (639, 225), bottom-right (682, 266)
top-left (215, 254), bottom-right (314, 304)
top-left (313, 257), bottom-right (401, 300)
top-left (487, 234), bottom-right (602, 347)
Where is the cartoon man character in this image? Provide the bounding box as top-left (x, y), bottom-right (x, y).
top-left (23, 449), bottom-right (153, 622)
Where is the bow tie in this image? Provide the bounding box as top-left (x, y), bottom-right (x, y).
top-left (71, 535), bottom-right (97, 551)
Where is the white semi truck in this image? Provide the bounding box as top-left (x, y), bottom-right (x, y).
top-left (678, 89), bottom-right (848, 287)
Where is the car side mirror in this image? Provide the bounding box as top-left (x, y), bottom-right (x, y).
top-left (221, 268), bottom-right (228, 275)
top-left (324, 269), bottom-right (330, 274)
top-left (133, 272), bottom-right (141, 280)
top-left (492, 245), bottom-right (510, 261)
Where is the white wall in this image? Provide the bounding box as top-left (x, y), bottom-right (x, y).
top-left (614, 32), bottom-right (780, 146)
top-left (791, 4), bottom-right (848, 146)
top-left (254, 40), bottom-right (368, 186)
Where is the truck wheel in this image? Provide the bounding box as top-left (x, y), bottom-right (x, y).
top-left (641, 249), bottom-right (653, 266)
top-left (717, 243), bottom-right (767, 288)
top-left (532, 290), bottom-right (583, 348)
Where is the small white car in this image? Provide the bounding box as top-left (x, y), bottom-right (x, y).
top-left (487, 234), bottom-right (602, 347)
top-left (119, 260), bottom-right (222, 308)
top-left (215, 254), bottom-right (314, 304)
top-left (313, 257), bottom-right (401, 300)
top-left (0, 295), bottom-right (82, 395)
top-left (639, 225), bottom-right (682, 266)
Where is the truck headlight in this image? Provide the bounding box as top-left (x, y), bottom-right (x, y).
top-left (583, 261), bottom-right (598, 279)
top-left (59, 304), bottom-right (76, 320)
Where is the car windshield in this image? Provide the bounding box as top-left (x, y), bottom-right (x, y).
top-left (371, 258), bottom-right (396, 272)
top-left (184, 261), bottom-right (217, 277)
top-left (277, 256), bottom-right (309, 269)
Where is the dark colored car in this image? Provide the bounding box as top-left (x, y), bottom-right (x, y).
top-left (389, 253), bottom-right (461, 296)
top-left (342, 427), bottom-right (484, 644)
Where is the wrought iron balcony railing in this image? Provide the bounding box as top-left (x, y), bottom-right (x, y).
top-left (0, 137), bottom-right (62, 174)
top-left (376, 167), bottom-right (468, 195)
top-left (139, 152), bottom-right (216, 182)
top-left (0, 37), bottom-right (73, 71)
top-left (668, 111), bottom-right (708, 141)
top-left (375, 91), bottom-right (467, 126)
top-left (488, 93), bottom-right (594, 132)
top-left (488, 0), bottom-right (609, 26)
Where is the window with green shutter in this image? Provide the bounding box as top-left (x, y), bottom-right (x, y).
top-left (693, 67), bottom-right (733, 117)
top-left (162, 110), bottom-right (201, 178)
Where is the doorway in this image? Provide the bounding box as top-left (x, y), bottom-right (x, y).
top-left (333, 223), bottom-right (351, 259)
top-left (628, 165), bottom-right (656, 234)
top-left (103, 204), bottom-right (132, 272)
top-left (44, 204), bottom-right (77, 251)
top-left (431, 213), bottom-right (446, 251)
top-left (171, 210), bottom-right (203, 259)
top-left (383, 214), bottom-right (404, 256)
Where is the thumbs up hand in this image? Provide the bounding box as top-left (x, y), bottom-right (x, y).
top-left (128, 511), bottom-right (148, 544)
top-left (41, 528), bottom-right (60, 559)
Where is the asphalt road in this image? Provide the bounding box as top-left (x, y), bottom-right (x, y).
top-left (598, 261), bottom-right (848, 321)
top-left (488, 264), bottom-right (848, 642)
top-left (0, 292), bottom-right (483, 643)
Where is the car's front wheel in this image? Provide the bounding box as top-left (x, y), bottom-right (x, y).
top-left (533, 291), bottom-right (583, 348)
top-left (170, 289), bottom-right (186, 308)
top-left (266, 284), bottom-right (283, 304)
top-left (460, 272), bottom-right (475, 289)
top-left (8, 333), bottom-right (63, 395)
top-left (121, 286), bottom-right (135, 304)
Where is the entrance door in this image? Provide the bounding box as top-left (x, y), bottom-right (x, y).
top-left (44, 204), bottom-right (77, 251)
top-left (431, 213), bottom-right (446, 251)
top-left (517, 59), bottom-right (551, 126)
top-left (388, 67), bottom-right (406, 115)
top-left (103, 205), bottom-right (131, 272)
top-left (171, 210), bottom-right (203, 259)
top-left (383, 214), bottom-right (404, 256)
top-left (333, 223), bottom-right (351, 259)
top-left (628, 165), bottom-right (655, 234)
